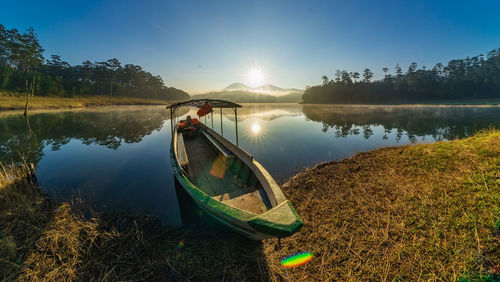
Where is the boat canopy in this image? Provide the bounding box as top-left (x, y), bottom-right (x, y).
top-left (167, 99), bottom-right (241, 111)
top-left (167, 99), bottom-right (242, 146)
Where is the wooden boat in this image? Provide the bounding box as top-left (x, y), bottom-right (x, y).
top-left (167, 99), bottom-right (303, 240)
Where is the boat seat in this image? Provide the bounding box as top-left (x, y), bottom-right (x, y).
top-left (202, 131), bottom-right (234, 158)
top-left (212, 186), bottom-right (258, 201)
top-left (213, 187), bottom-right (270, 214)
top-left (177, 133), bottom-right (189, 167)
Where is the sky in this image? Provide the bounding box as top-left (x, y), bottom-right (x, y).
top-left (2, 0), bottom-right (500, 94)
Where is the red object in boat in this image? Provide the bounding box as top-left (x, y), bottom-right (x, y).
top-left (192, 118), bottom-right (200, 125)
top-left (197, 102), bottom-right (213, 117)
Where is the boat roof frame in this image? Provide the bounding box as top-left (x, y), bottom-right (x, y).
top-left (167, 99), bottom-right (242, 146)
top-left (167, 99), bottom-right (242, 112)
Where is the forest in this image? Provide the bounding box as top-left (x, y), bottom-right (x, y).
top-left (302, 48), bottom-right (500, 104)
top-left (0, 25), bottom-right (189, 100)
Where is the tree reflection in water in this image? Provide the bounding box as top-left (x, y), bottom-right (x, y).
top-left (0, 106), bottom-right (188, 165)
top-left (302, 105), bottom-right (500, 142)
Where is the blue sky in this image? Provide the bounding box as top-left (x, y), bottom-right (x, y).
top-left (2, 0), bottom-right (500, 93)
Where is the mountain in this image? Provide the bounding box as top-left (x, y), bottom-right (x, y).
top-left (194, 83), bottom-right (304, 103)
top-left (224, 83), bottom-right (248, 91)
top-left (222, 83), bottom-right (303, 96)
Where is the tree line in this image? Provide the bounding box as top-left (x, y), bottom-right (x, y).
top-left (0, 25), bottom-right (189, 102)
top-left (302, 49), bottom-right (500, 103)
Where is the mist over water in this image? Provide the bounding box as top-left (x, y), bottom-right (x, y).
top-left (1, 104), bottom-right (498, 227)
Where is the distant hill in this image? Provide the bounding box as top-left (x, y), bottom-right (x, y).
top-left (193, 83), bottom-right (304, 103)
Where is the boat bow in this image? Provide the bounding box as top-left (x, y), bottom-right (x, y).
top-left (248, 200), bottom-right (303, 237)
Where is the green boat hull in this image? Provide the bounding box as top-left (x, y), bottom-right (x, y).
top-left (170, 132), bottom-right (303, 240)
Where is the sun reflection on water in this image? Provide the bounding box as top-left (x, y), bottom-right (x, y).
top-left (246, 121), bottom-right (267, 146)
top-left (251, 123), bottom-right (261, 134)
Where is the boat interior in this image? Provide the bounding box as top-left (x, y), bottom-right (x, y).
top-left (176, 128), bottom-right (272, 214)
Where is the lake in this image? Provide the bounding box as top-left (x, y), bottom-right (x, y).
top-left (1, 104), bottom-right (499, 227)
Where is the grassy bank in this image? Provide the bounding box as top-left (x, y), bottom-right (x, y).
top-left (264, 129), bottom-right (499, 281)
top-left (1, 130), bottom-right (499, 280)
top-left (0, 93), bottom-right (171, 111)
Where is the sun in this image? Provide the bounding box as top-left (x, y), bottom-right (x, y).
top-left (247, 68), bottom-right (265, 87)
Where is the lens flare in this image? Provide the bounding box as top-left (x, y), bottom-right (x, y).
top-left (281, 252), bottom-right (313, 268)
top-left (177, 241), bottom-right (184, 249)
top-left (175, 240), bottom-right (185, 260)
top-left (209, 155), bottom-right (227, 179)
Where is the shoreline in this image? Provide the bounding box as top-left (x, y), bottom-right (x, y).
top-left (1, 95), bottom-right (500, 113)
top-left (0, 104), bottom-right (171, 118)
top-left (1, 130), bottom-right (499, 280)
top-left (0, 95), bottom-right (173, 112)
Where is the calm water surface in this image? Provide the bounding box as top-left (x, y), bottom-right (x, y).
top-left (1, 104), bottom-right (498, 227)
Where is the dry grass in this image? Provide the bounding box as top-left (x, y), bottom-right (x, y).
top-left (263, 129), bottom-right (499, 281)
top-left (0, 93), bottom-right (170, 111)
top-left (1, 130), bottom-right (499, 281)
top-left (0, 164), bottom-right (269, 281)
